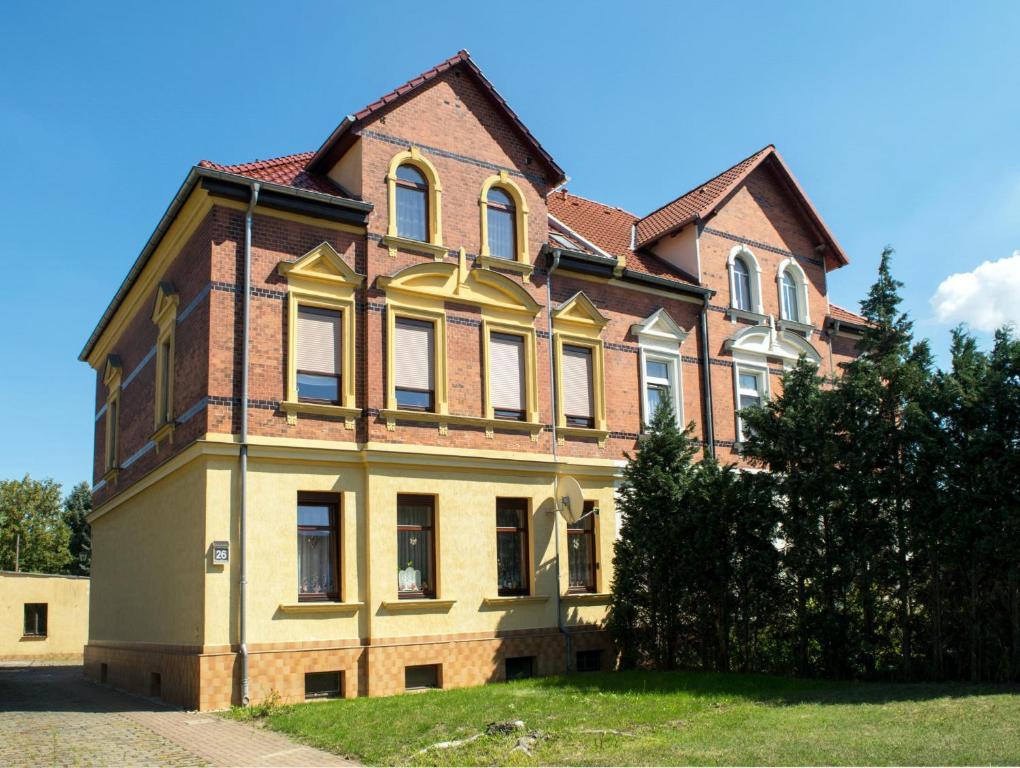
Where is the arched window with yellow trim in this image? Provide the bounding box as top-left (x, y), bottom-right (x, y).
top-left (479, 172), bottom-right (530, 274)
top-left (485, 187), bottom-right (516, 260)
top-left (384, 147), bottom-right (444, 258)
top-left (394, 165), bottom-right (428, 241)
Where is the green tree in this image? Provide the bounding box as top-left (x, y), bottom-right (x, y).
top-left (63, 481), bottom-right (92, 575)
top-left (608, 400), bottom-right (700, 669)
top-left (0, 476), bottom-right (72, 574)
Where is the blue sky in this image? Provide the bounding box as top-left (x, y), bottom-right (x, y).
top-left (2, 2), bottom-right (1018, 494)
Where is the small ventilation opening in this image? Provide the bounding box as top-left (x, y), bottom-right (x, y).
top-left (99, 663), bottom-right (108, 684)
top-left (505, 656), bottom-right (535, 681)
top-left (149, 672), bottom-right (162, 698)
top-left (404, 664), bottom-right (440, 691)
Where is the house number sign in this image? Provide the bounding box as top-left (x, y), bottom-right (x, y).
top-left (212, 541), bottom-right (229, 563)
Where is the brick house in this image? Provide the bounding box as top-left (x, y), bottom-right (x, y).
top-left (79, 50), bottom-right (866, 710)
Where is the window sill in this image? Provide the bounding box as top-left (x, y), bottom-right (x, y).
top-left (556, 426), bottom-right (609, 447)
top-left (561, 592), bottom-right (611, 605)
top-left (381, 234), bottom-right (448, 260)
top-left (277, 601), bottom-right (363, 614)
top-left (778, 318), bottom-right (814, 337)
top-left (281, 400), bottom-right (361, 428)
top-left (482, 595), bottom-right (550, 608)
top-left (726, 307), bottom-right (768, 325)
top-left (20, 634), bottom-right (47, 641)
top-left (381, 599), bottom-right (456, 612)
top-left (476, 255), bottom-right (534, 279)
top-left (379, 409), bottom-right (543, 441)
top-left (150, 421), bottom-right (176, 446)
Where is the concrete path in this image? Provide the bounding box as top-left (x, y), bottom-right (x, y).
top-left (0, 665), bottom-right (355, 767)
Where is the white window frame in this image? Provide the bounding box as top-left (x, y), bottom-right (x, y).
top-left (733, 361), bottom-right (769, 443)
top-left (727, 245), bottom-right (763, 315)
top-left (776, 258), bottom-right (810, 324)
top-left (631, 308), bottom-right (688, 429)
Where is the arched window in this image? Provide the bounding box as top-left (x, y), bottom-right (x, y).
top-left (394, 164), bottom-right (428, 241)
top-left (780, 269), bottom-right (800, 321)
top-left (485, 188), bottom-right (516, 260)
top-left (732, 257), bottom-right (752, 312)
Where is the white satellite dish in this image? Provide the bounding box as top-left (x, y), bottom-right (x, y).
top-left (555, 475), bottom-right (585, 524)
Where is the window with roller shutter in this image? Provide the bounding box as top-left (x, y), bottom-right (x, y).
top-left (489, 332), bottom-right (526, 420)
top-left (395, 318), bottom-right (435, 411)
top-left (296, 306), bottom-right (341, 403)
top-left (562, 345), bottom-right (594, 428)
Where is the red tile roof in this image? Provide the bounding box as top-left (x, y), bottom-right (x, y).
top-left (547, 191), bottom-right (697, 284)
top-left (634, 145), bottom-right (849, 268)
top-left (306, 50), bottom-right (565, 185)
top-left (197, 152), bottom-right (349, 197)
top-left (829, 303), bottom-right (868, 326)
top-left (635, 146), bottom-right (773, 247)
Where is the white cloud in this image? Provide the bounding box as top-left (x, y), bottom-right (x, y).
top-left (930, 252), bottom-right (1020, 332)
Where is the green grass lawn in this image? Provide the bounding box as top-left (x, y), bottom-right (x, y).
top-left (226, 670), bottom-right (1020, 765)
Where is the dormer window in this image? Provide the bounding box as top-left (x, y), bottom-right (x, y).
top-left (395, 165), bottom-right (428, 241)
top-left (485, 188), bottom-right (516, 260)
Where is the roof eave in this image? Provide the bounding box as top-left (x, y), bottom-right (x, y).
top-left (79, 167), bottom-right (372, 362)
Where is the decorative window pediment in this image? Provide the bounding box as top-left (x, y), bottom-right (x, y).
top-left (376, 251), bottom-right (541, 317)
top-left (723, 317), bottom-right (821, 366)
top-left (278, 242), bottom-right (365, 427)
top-left (151, 282), bottom-right (179, 326)
top-left (630, 307), bottom-right (688, 351)
top-left (552, 291), bottom-right (609, 335)
top-left (103, 355), bottom-right (123, 388)
top-left (631, 309), bottom-right (687, 427)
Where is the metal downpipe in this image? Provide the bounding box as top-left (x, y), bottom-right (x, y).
top-left (240, 181), bottom-right (259, 705)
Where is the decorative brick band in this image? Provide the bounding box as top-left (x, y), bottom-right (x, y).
top-left (702, 226), bottom-right (825, 268)
top-left (361, 129), bottom-right (548, 185)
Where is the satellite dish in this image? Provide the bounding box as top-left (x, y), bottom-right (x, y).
top-left (555, 475), bottom-right (585, 524)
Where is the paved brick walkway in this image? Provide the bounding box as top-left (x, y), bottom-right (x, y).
top-left (0, 665), bottom-right (354, 767)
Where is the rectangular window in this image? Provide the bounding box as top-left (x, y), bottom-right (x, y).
top-left (297, 306), bottom-right (341, 404)
top-left (398, 495), bottom-right (435, 598)
top-left (105, 395), bottom-right (119, 472)
top-left (404, 664), bottom-right (440, 690)
top-left (24, 604), bottom-right (47, 637)
top-left (490, 333), bottom-right (526, 420)
top-left (567, 502), bottom-right (597, 593)
top-left (496, 499), bottom-right (529, 596)
top-left (158, 338), bottom-right (172, 424)
top-left (297, 494), bottom-right (340, 601)
top-left (576, 649), bottom-right (602, 673)
top-left (305, 671), bottom-right (342, 700)
top-left (505, 656), bottom-right (535, 681)
top-left (644, 357), bottom-right (673, 423)
top-left (394, 318), bottom-right (435, 411)
top-left (736, 369), bottom-right (765, 442)
top-left (562, 345), bottom-right (594, 428)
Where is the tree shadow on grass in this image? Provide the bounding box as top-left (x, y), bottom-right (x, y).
top-left (526, 668), bottom-right (1020, 707)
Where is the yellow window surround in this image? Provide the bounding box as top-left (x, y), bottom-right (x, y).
top-left (150, 282), bottom-right (179, 446)
top-left (102, 356), bottom-right (122, 480)
top-left (382, 146), bottom-right (445, 259)
top-left (277, 242), bottom-right (365, 428)
top-left (377, 254), bottom-right (544, 438)
top-left (481, 318), bottom-right (540, 428)
top-left (478, 171), bottom-right (532, 278)
top-left (552, 292), bottom-right (610, 446)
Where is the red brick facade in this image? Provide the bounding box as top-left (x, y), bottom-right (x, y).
top-left (82, 50), bottom-right (864, 707)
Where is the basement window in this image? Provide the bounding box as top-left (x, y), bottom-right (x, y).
top-left (505, 656), bottom-right (535, 681)
top-left (305, 671), bottom-right (342, 700)
top-left (576, 649), bottom-right (602, 673)
top-left (404, 664), bottom-right (440, 690)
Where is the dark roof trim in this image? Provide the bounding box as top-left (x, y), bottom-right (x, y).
top-left (826, 316), bottom-right (867, 336)
top-left (79, 167), bottom-right (372, 362)
top-left (621, 268), bottom-right (714, 298)
top-left (545, 245), bottom-right (714, 299)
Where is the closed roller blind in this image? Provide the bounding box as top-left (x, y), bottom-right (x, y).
top-left (490, 333), bottom-right (525, 411)
top-left (297, 307), bottom-right (340, 374)
top-left (562, 345), bottom-right (593, 418)
top-left (395, 318), bottom-right (434, 390)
